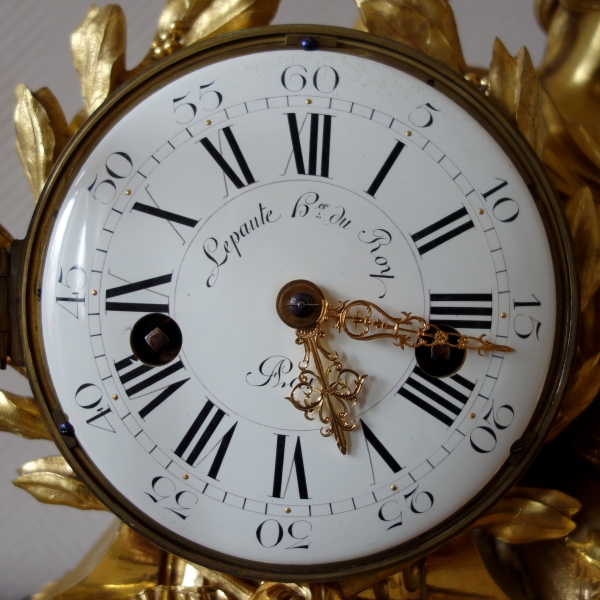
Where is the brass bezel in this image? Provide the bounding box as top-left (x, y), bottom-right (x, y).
top-left (20, 25), bottom-right (578, 582)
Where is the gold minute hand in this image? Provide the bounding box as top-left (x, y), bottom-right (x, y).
top-left (324, 299), bottom-right (514, 356)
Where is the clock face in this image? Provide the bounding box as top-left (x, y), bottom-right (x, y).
top-left (31, 28), bottom-right (574, 578)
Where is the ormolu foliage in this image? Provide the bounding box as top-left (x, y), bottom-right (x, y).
top-left (474, 486), bottom-right (581, 543)
top-left (71, 4), bottom-right (127, 117)
top-left (14, 85), bottom-right (70, 201)
top-left (355, 0), bottom-right (468, 75)
top-left (487, 38), bottom-right (548, 157)
top-left (0, 389), bottom-right (51, 440)
top-left (13, 456), bottom-right (107, 511)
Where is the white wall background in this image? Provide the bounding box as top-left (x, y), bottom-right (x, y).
top-left (0, 2), bottom-right (546, 598)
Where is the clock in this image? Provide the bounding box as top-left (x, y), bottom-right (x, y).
top-left (11, 24), bottom-right (576, 581)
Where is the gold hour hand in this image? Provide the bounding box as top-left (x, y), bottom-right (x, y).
top-left (325, 300), bottom-right (514, 355)
top-left (276, 280), bottom-right (367, 455)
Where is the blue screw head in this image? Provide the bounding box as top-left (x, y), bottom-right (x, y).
top-left (59, 421), bottom-right (75, 437)
top-left (301, 36), bottom-right (319, 51)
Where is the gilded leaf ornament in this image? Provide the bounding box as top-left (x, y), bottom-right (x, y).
top-left (474, 486), bottom-right (581, 543)
top-left (565, 187), bottom-right (600, 312)
top-left (548, 186), bottom-right (600, 439)
top-left (14, 84), bottom-right (70, 201)
top-left (487, 38), bottom-right (548, 157)
top-left (0, 389), bottom-right (51, 440)
top-left (71, 4), bottom-right (127, 118)
top-left (184, 0), bottom-right (282, 44)
top-left (355, 0), bottom-right (468, 76)
top-left (148, 0), bottom-right (281, 60)
top-left (13, 455), bottom-right (107, 511)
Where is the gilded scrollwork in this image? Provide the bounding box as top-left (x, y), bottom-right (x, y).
top-left (325, 300), bottom-right (513, 355)
top-left (287, 323), bottom-right (366, 455)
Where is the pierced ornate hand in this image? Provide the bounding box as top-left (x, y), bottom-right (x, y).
top-left (325, 300), bottom-right (514, 356)
top-left (277, 280), bottom-right (513, 454)
top-left (287, 322), bottom-right (367, 455)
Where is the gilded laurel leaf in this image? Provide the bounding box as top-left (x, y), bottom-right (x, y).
top-left (71, 4), bottom-right (126, 117)
top-left (540, 69), bottom-right (600, 202)
top-left (0, 389), bottom-right (51, 440)
top-left (475, 486), bottom-right (580, 543)
top-left (487, 38), bottom-right (548, 157)
top-left (184, 0), bottom-right (281, 45)
top-left (355, 0), bottom-right (468, 75)
top-left (13, 456), bottom-right (107, 511)
top-left (505, 486), bottom-right (582, 518)
top-left (14, 84), bottom-right (70, 201)
top-left (156, 0), bottom-right (210, 38)
top-left (565, 187), bottom-right (600, 311)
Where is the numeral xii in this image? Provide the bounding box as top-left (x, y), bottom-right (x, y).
top-left (286, 113), bottom-right (332, 177)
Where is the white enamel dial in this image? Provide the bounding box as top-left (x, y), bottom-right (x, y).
top-left (36, 32), bottom-right (566, 575)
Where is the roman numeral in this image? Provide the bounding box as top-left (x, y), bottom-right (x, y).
top-left (360, 419), bottom-right (403, 474)
top-left (286, 113), bottom-right (332, 177)
top-left (114, 355), bottom-right (189, 418)
top-left (105, 273), bottom-right (171, 313)
top-left (200, 126), bottom-right (255, 190)
top-left (430, 293), bottom-right (493, 330)
top-left (411, 207), bottom-right (475, 256)
top-left (174, 399), bottom-right (237, 478)
top-left (366, 141), bottom-right (406, 197)
top-left (132, 202), bottom-right (199, 227)
top-left (398, 366), bottom-right (475, 427)
top-left (272, 435), bottom-right (309, 500)
top-left (131, 186), bottom-right (200, 245)
top-left (132, 185), bottom-right (199, 229)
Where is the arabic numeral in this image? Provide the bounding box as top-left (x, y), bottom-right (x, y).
top-left (255, 519), bottom-right (312, 549)
top-left (172, 82), bottom-right (223, 124)
top-left (56, 266), bottom-right (86, 318)
top-left (87, 152), bottom-right (133, 204)
top-left (405, 485), bottom-right (434, 514)
top-left (378, 500), bottom-right (403, 530)
top-left (470, 400), bottom-right (515, 454)
top-left (481, 178), bottom-right (520, 223)
top-left (513, 294), bottom-right (542, 340)
top-left (281, 65), bottom-right (339, 93)
top-left (145, 476), bottom-right (199, 520)
top-left (75, 383), bottom-right (115, 433)
top-left (173, 92), bottom-right (197, 124)
top-left (408, 102), bottom-right (440, 127)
